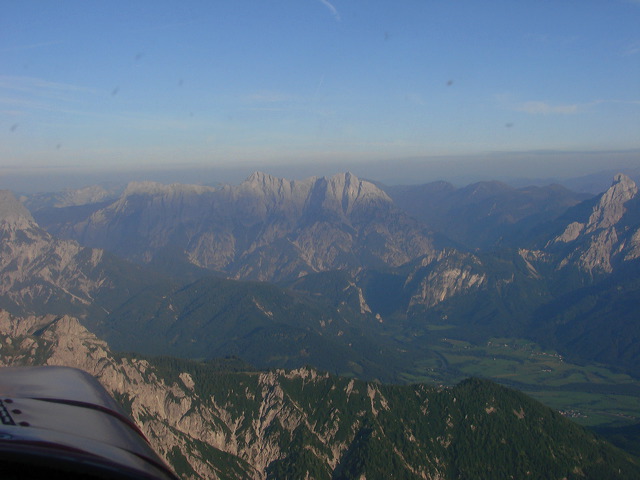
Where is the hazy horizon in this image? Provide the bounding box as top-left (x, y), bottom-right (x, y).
top-left (2, 148), bottom-right (640, 195)
top-left (2, 1), bottom-right (639, 187)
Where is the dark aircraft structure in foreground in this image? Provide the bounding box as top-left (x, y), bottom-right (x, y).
top-left (0, 366), bottom-right (178, 479)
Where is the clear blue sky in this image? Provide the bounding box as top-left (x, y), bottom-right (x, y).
top-left (1, 0), bottom-right (639, 180)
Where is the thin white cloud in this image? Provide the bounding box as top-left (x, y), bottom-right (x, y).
top-left (516, 101), bottom-right (580, 115)
top-left (0, 75), bottom-right (107, 123)
top-left (515, 99), bottom-right (640, 115)
top-left (0, 95), bottom-right (51, 112)
top-left (0, 41), bottom-right (63, 53)
top-left (608, 99), bottom-right (640, 108)
top-left (0, 75), bottom-right (98, 100)
top-left (318, 0), bottom-right (340, 21)
top-left (497, 93), bottom-right (638, 115)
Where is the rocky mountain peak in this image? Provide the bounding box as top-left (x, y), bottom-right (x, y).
top-left (123, 180), bottom-right (166, 196)
top-left (245, 171), bottom-right (287, 187)
top-left (61, 185), bottom-right (113, 206)
top-left (555, 173), bottom-right (638, 244)
top-left (586, 173), bottom-right (637, 233)
top-left (241, 171), bottom-right (306, 198)
top-left (237, 172), bottom-right (315, 217)
top-left (551, 174), bottom-right (639, 273)
top-left (319, 172), bottom-right (392, 215)
top-left (0, 190), bottom-right (35, 225)
top-left (238, 172), bottom-right (391, 217)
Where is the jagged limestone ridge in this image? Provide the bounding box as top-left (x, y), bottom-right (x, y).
top-left (586, 173), bottom-right (638, 233)
top-left (553, 174), bottom-right (639, 273)
top-left (50, 172), bottom-right (430, 280)
top-left (555, 174), bottom-right (637, 243)
top-left (407, 250), bottom-right (488, 309)
top-left (0, 194), bottom-right (110, 311)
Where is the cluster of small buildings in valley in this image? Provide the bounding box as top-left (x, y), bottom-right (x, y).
top-left (559, 409), bottom-right (587, 419)
top-left (485, 340), bottom-right (564, 362)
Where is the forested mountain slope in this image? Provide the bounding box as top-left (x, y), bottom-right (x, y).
top-left (1, 310), bottom-right (637, 480)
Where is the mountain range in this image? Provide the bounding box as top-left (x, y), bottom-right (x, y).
top-left (385, 179), bottom-right (591, 249)
top-left (7, 172), bottom-right (640, 378)
top-left (37, 172), bottom-right (439, 282)
top-left (3, 170), bottom-right (640, 477)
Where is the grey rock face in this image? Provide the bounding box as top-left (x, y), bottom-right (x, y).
top-left (0, 191), bottom-right (104, 311)
top-left (0, 190), bottom-right (35, 224)
top-left (585, 173), bottom-right (638, 233)
top-left (46, 172), bottom-right (436, 281)
top-left (0, 190), bottom-right (155, 318)
top-left (552, 174), bottom-right (639, 274)
top-left (406, 251), bottom-right (487, 310)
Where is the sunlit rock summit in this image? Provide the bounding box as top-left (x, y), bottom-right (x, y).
top-left (552, 173), bottom-right (640, 273)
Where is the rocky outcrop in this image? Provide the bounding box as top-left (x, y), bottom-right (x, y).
top-left (0, 191), bottom-right (108, 312)
top-left (0, 190), bottom-right (160, 319)
top-left (624, 228), bottom-right (640, 261)
top-left (585, 173), bottom-right (638, 233)
top-left (0, 190), bottom-right (35, 224)
top-left (406, 252), bottom-right (488, 309)
top-left (0, 310), bottom-right (235, 479)
top-left (551, 174), bottom-right (640, 274)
